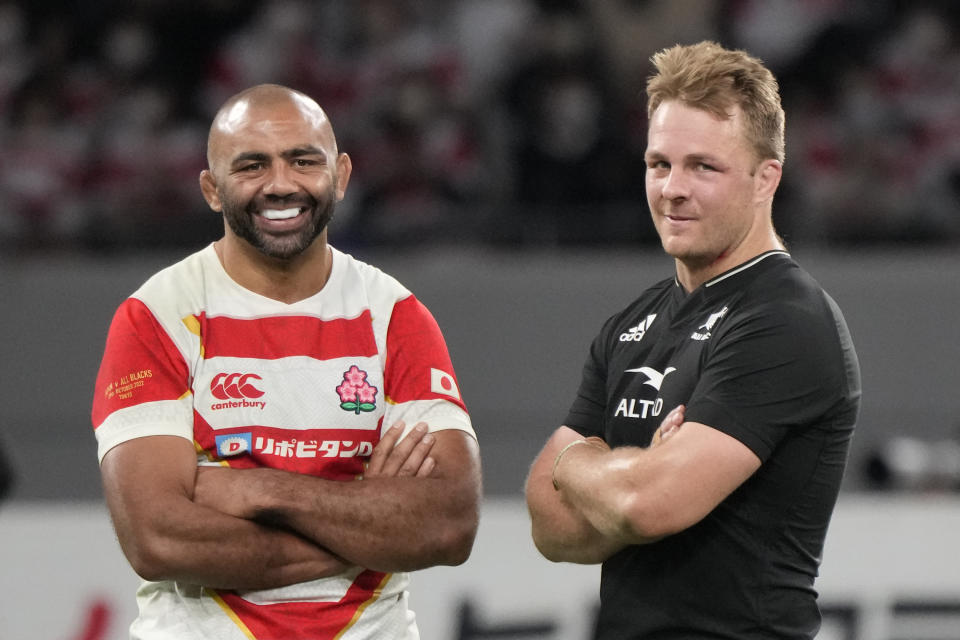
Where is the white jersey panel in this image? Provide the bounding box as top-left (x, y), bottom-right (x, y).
top-left (97, 397), bottom-right (195, 462)
top-left (195, 355), bottom-right (385, 431)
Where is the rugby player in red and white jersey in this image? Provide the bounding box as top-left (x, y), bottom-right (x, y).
top-left (92, 84), bottom-right (481, 640)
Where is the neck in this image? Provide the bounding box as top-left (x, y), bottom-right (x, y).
top-left (675, 228), bottom-right (784, 293)
top-left (214, 235), bottom-right (333, 304)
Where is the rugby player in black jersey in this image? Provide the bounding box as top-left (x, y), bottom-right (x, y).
top-left (526, 41), bottom-right (860, 640)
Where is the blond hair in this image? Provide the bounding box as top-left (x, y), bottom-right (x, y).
top-left (646, 41), bottom-right (785, 163)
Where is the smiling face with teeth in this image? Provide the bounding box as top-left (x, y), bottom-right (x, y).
top-left (200, 86), bottom-right (352, 262)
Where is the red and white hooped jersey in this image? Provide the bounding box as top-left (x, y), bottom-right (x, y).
top-left (92, 243), bottom-right (474, 640)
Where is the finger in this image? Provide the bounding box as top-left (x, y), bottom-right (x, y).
top-left (652, 427), bottom-right (663, 446)
top-left (651, 406), bottom-right (684, 446)
top-left (395, 431), bottom-right (435, 477)
top-left (367, 422), bottom-right (406, 475)
top-left (666, 404), bottom-right (684, 422)
top-left (415, 456), bottom-right (436, 478)
top-left (377, 423), bottom-right (431, 477)
top-left (388, 424), bottom-right (433, 476)
top-left (660, 405), bottom-right (686, 441)
top-left (662, 405), bottom-right (684, 429)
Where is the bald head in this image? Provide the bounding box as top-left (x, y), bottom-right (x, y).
top-left (206, 84), bottom-right (338, 175)
top-left (198, 83), bottom-right (353, 263)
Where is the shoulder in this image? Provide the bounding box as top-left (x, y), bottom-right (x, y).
top-left (329, 247), bottom-right (412, 307)
top-left (102, 246), bottom-right (218, 343)
top-left (132, 245), bottom-right (217, 311)
top-left (737, 257), bottom-right (848, 336)
top-left (717, 257), bottom-right (859, 381)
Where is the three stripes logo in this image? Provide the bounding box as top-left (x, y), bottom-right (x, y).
top-left (620, 314), bottom-right (657, 342)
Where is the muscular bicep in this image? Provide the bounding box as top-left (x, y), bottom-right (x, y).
top-left (644, 421), bottom-right (761, 535)
top-left (99, 435), bottom-right (201, 576)
top-left (424, 428), bottom-right (482, 499)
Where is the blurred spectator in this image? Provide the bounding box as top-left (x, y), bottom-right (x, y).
top-left (338, 0), bottom-right (488, 245)
top-left (1, 73), bottom-right (88, 250)
top-left (80, 18), bottom-right (208, 249)
top-left (724, 0), bottom-right (960, 245)
top-left (0, 0), bottom-right (958, 253)
top-left (499, 2), bottom-right (648, 244)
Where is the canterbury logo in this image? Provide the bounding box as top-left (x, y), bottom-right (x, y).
top-left (210, 373), bottom-right (265, 400)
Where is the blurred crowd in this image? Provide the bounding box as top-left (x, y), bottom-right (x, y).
top-left (1, 0), bottom-right (958, 254)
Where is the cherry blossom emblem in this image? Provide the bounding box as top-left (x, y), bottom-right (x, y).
top-left (336, 365), bottom-right (378, 414)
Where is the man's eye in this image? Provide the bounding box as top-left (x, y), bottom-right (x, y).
top-left (241, 163), bottom-right (264, 171)
top-left (648, 160), bottom-right (669, 170)
top-left (697, 163), bottom-right (716, 171)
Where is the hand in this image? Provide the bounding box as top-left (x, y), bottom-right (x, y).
top-left (651, 404), bottom-right (685, 447)
top-left (365, 421), bottom-right (436, 478)
top-left (194, 465), bottom-right (255, 519)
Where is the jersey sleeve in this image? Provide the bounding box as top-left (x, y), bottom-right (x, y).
top-left (380, 295), bottom-right (474, 439)
top-left (684, 299), bottom-right (855, 461)
top-left (91, 297), bottom-right (194, 462)
top-left (563, 316), bottom-right (616, 438)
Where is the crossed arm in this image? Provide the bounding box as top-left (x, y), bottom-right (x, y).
top-left (101, 422), bottom-right (481, 590)
top-left (524, 406), bottom-right (761, 564)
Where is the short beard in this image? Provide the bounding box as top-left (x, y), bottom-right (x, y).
top-left (221, 195), bottom-right (335, 260)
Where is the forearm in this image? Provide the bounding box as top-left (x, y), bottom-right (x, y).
top-left (198, 430), bottom-right (482, 572)
top-left (554, 444), bottom-right (665, 545)
top-left (101, 435), bottom-right (349, 591)
top-left (525, 460), bottom-right (625, 564)
top-left (260, 471), bottom-right (478, 571)
top-left (116, 495), bottom-right (350, 589)
top-left (551, 408), bottom-right (691, 544)
top-left (525, 427), bottom-right (629, 563)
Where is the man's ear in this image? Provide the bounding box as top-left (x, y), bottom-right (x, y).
top-left (199, 170), bottom-right (222, 212)
top-left (335, 153), bottom-right (353, 201)
top-left (754, 159), bottom-right (782, 203)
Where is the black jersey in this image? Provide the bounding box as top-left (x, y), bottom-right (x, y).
top-left (565, 251), bottom-right (860, 639)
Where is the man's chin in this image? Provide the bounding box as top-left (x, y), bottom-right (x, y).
top-left (256, 234), bottom-right (323, 260)
top-left (661, 240), bottom-right (715, 268)
top-left (660, 237), bottom-right (690, 259)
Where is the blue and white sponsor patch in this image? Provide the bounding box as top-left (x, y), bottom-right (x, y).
top-left (215, 432), bottom-right (253, 457)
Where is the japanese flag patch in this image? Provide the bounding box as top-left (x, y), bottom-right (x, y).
top-left (430, 368), bottom-right (461, 401)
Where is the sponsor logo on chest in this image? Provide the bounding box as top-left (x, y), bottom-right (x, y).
top-left (614, 366), bottom-right (676, 420)
top-left (215, 431), bottom-right (374, 459)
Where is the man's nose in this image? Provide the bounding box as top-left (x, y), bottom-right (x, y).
top-left (661, 168), bottom-right (690, 200)
top-left (263, 163), bottom-right (298, 197)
